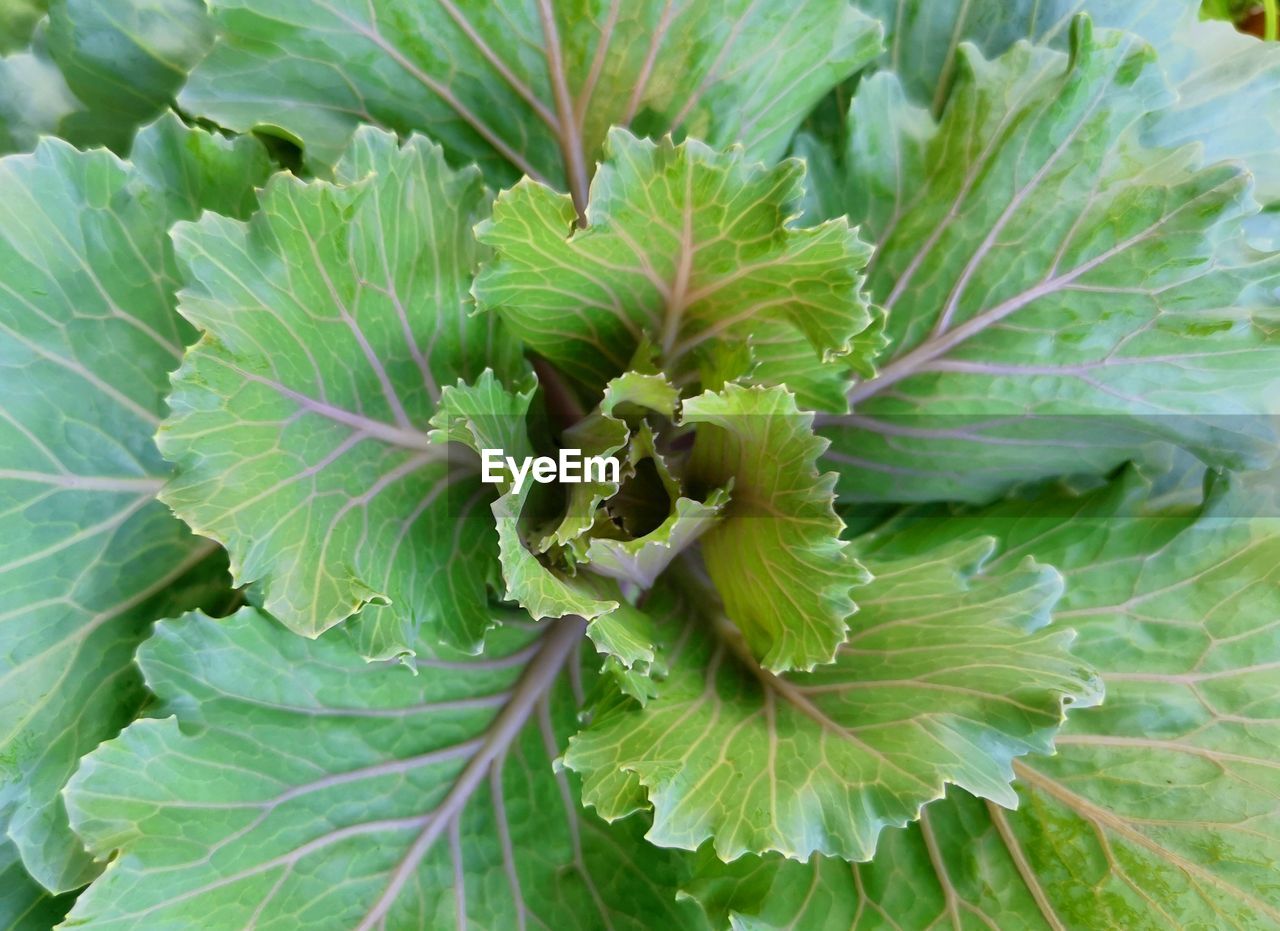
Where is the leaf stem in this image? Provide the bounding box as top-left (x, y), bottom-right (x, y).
top-left (536, 0), bottom-right (591, 221)
top-left (356, 614), bottom-right (585, 929)
top-left (1266, 0), bottom-right (1279, 41)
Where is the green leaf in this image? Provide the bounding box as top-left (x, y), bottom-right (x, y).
top-left (474, 129), bottom-right (876, 403)
top-left (599, 365), bottom-right (682, 419)
top-left (0, 116), bottom-right (264, 896)
top-left (1200, 0), bottom-right (1254, 22)
top-left (0, 0), bottom-right (213, 155)
top-left (680, 788), bottom-right (1059, 931)
top-left (796, 73), bottom-right (932, 246)
top-left (851, 1), bottom-right (1280, 202)
top-left (821, 22), bottom-right (1280, 503)
top-left (1143, 18), bottom-right (1280, 205)
top-left (588, 422), bottom-right (686, 542)
top-left (429, 369), bottom-right (536, 459)
top-left (495, 493), bottom-right (624, 621)
top-left (582, 599), bottom-right (662, 674)
top-left (158, 126), bottom-right (527, 660)
top-left (0, 837), bottom-right (72, 930)
top-left (682, 384), bottom-right (867, 672)
top-left (64, 607), bottom-right (707, 930)
top-left (687, 469), bottom-right (1280, 928)
top-left (180, 0), bottom-right (882, 203)
top-left (0, 32), bottom-right (78, 155)
top-left (564, 535), bottom-right (1100, 862)
top-left (0, 115), bottom-right (267, 894)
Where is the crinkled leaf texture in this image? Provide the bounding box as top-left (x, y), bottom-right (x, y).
top-left (0, 114), bottom-right (267, 894)
top-left (819, 21), bottom-right (1280, 502)
top-left (180, 0), bottom-right (882, 197)
top-left (543, 363), bottom-right (682, 552)
top-left (474, 129), bottom-right (876, 407)
top-left (431, 371), bottom-right (619, 624)
top-left (583, 489), bottom-right (728, 591)
top-left (683, 384), bottom-right (868, 672)
top-left (683, 470), bottom-right (1280, 929)
top-left (564, 534), bottom-right (1100, 862)
top-left (64, 607), bottom-right (707, 931)
top-left (471, 127), bottom-right (880, 407)
top-left (159, 126), bottom-right (527, 661)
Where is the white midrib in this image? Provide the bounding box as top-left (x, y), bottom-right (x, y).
top-left (659, 156), bottom-right (697, 359)
top-left (0, 470), bottom-right (164, 492)
top-left (536, 0), bottom-right (590, 218)
top-left (217, 361), bottom-right (441, 454)
top-left (986, 799), bottom-right (1067, 931)
top-left (849, 268), bottom-right (1097, 406)
top-left (845, 171), bottom-right (1237, 408)
top-left (846, 121), bottom-right (1239, 409)
top-left (355, 615), bottom-right (587, 930)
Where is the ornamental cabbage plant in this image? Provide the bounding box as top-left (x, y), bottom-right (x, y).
top-left (1, 1), bottom-right (1279, 929)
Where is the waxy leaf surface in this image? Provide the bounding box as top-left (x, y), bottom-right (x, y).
top-left (687, 471), bottom-right (1280, 929)
top-left (0, 116), bottom-right (264, 896)
top-left (565, 536), bottom-right (1099, 862)
top-left (64, 608), bottom-right (707, 930)
top-left (821, 25), bottom-right (1280, 503)
top-left (0, 0), bottom-right (47, 53)
top-left (852, 1), bottom-right (1176, 115)
top-left (180, 0), bottom-right (881, 202)
top-left (0, 115), bottom-right (266, 893)
top-left (852, 0), bottom-right (1280, 201)
top-left (0, 836), bottom-right (72, 929)
top-left (432, 372), bottom-right (619, 624)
